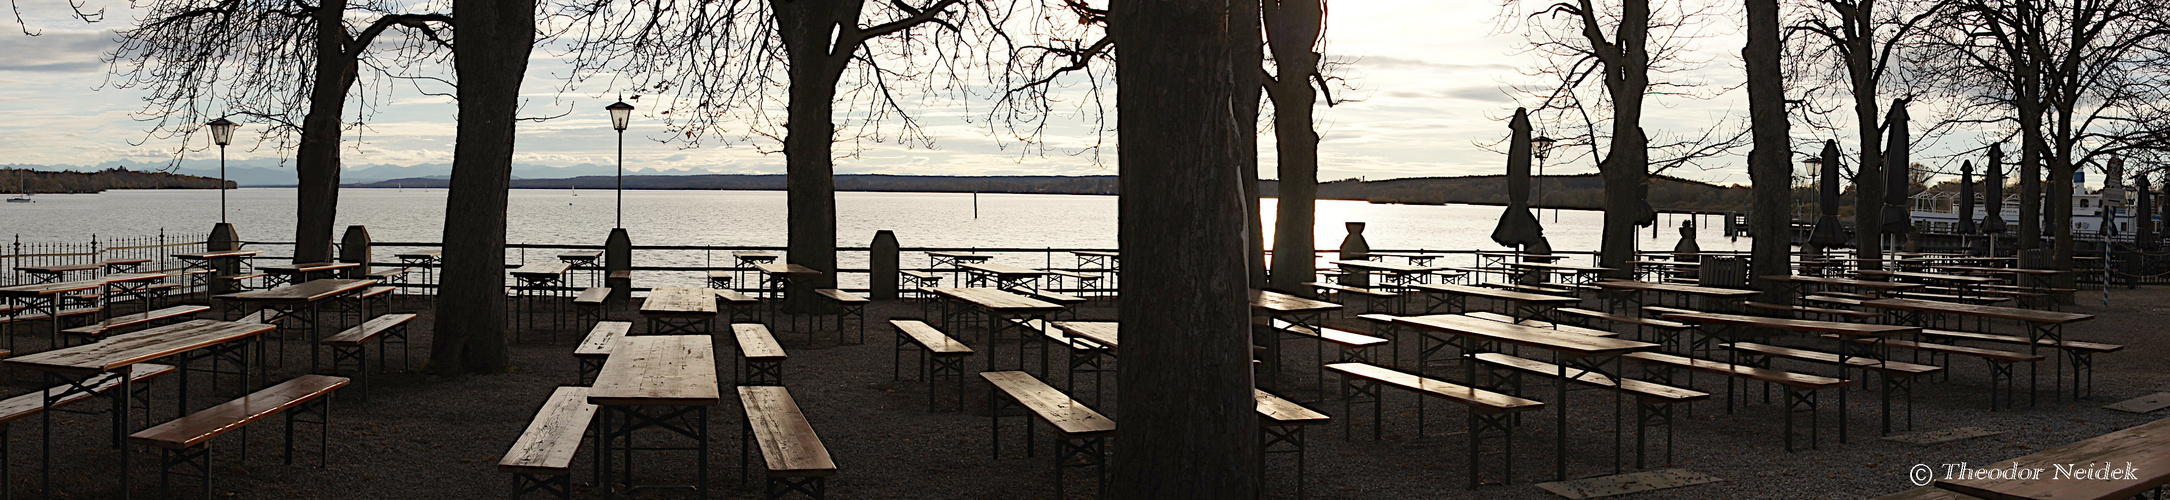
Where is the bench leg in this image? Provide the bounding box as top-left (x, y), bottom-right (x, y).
top-left (283, 396), bottom-right (332, 468)
top-left (1469, 410), bottom-right (1517, 488)
top-left (765, 476), bottom-right (826, 499)
top-left (1260, 424), bottom-right (1308, 499)
top-left (510, 473), bottom-right (573, 499)
top-left (158, 445), bottom-right (215, 500)
top-left (1054, 436), bottom-right (1105, 499)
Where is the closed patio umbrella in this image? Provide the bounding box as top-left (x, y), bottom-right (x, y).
top-left (1491, 107), bottom-right (1552, 254)
top-left (1880, 99), bottom-right (1914, 242)
top-left (1959, 160), bottom-right (1976, 234)
top-left (1982, 143), bottom-right (2008, 234)
top-left (1808, 140), bottom-right (1847, 249)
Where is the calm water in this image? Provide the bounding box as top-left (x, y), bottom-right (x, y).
top-left (1, 188), bottom-right (1749, 287)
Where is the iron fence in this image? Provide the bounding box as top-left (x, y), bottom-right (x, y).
top-left (4, 230), bottom-right (205, 286)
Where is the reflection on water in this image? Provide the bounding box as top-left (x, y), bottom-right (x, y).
top-left (4, 188), bottom-right (1750, 288)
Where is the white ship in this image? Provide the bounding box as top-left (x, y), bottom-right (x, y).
top-left (1910, 171), bottom-right (2151, 239)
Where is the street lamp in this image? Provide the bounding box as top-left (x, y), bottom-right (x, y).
top-left (206, 117), bottom-right (238, 223)
top-left (607, 98), bottom-right (633, 228)
top-left (1532, 135), bottom-right (1555, 221)
top-left (1802, 155), bottom-right (1823, 222)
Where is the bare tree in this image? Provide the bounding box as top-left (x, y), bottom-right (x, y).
top-left (100, 0), bottom-right (451, 264)
top-left (559, 0), bottom-right (998, 312)
top-left (1263, 0), bottom-right (1333, 295)
top-left (1747, 0), bottom-right (1792, 301)
top-left (431, 0), bottom-right (538, 374)
top-left (1788, 0), bottom-right (1939, 267)
top-left (1503, 0), bottom-right (1737, 277)
top-left (1108, 1), bottom-right (1259, 496)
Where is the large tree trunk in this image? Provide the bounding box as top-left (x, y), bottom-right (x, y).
top-left (1744, 0), bottom-right (1791, 303)
top-left (1264, 0), bottom-right (1323, 294)
top-left (292, 0), bottom-right (357, 264)
top-left (1235, 0), bottom-right (1267, 288)
top-left (1108, 0), bottom-right (1259, 496)
top-left (2049, 104), bottom-right (2076, 297)
top-left (2015, 20), bottom-right (2044, 253)
top-left (773, 0), bottom-right (854, 314)
top-left (1846, 19), bottom-right (1884, 270)
top-left (1595, 0), bottom-right (1653, 278)
top-left (428, 0), bottom-right (533, 374)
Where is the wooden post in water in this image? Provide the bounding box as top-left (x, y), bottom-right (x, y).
top-left (870, 231), bottom-right (899, 300)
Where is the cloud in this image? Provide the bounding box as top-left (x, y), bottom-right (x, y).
top-left (0, 29), bottom-right (111, 73)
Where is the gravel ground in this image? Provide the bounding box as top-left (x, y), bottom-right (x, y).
top-left (3, 285), bottom-right (2165, 499)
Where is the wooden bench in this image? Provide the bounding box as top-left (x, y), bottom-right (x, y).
top-left (1038, 268), bottom-right (1103, 297)
top-left (322, 313), bottom-right (416, 400)
top-left (100, 258), bottom-right (152, 274)
top-left (705, 270), bottom-right (734, 289)
top-left (1462, 311), bottom-right (1616, 338)
top-left (499, 386), bottom-right (599, 499)
top-left (1324, 362), bottom-right (1542, 488)
top-left (738, 386), bottom-right (837, 500)
top-left (130, 375), bottom-right (349, 498)
top-left (898, 270), bottom-right (945, 301)
top-left (1305, 281), bottom-right (1398, 314)
top-left (573, 321), bottom-right (630, 385)
top-left (1255, 389), bottom-right (1330, 498)
top-left (810, 289), bottom-right (868, 346)
top-left (1021, 288), bottom-right (1088, 319)
top-left (1624, 351), bottom-right (1846, 451)
top-left (1742, 301), bottom-right (1883, 322)
top-left (1921, 328), bottom-right (2121, 395)
top-left (715, 288), bottom-right (761, 323)
top-left (572, 286), bottom-right (612, 326)
top-left (890, 320), bottom-right (973, 412)
top-left (1822, 334), bottom-right (2041, 409)
top-left (1262, 318), bottom-right (1389, 398)
top-left (981, 371), bottom-right (1113, 499)
top-left (213, 273), bottom-right (268, 290)
top-left (234, 308), bottom-right (286, 326)
top-left (60, 305), bottom-right (209, 343)
top-left (349, 285), bottom-right (397, 321)
top-left (1892, 291), bottom-right (2014, 306)
top-left (734, 323), bottom-right (787, 386)
top-left (1471, 352), bottom-right (1707, 467)
top-left (0, 362), bottom-right (168, 483)
top-left (364, 267), bottom-right (408, 289)
top-left (1554, 307), bottom-right (1693, 349)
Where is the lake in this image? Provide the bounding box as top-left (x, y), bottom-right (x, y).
top-left (2, 188), bottom-right (1750, 288)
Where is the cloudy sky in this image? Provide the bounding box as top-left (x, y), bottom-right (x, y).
top-left (0, 1), bottom-right (1935, 186)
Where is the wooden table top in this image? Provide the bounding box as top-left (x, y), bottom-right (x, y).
top-left (926, 287), bottom-right (1063, 314)
top-left (1937, 416), bottom-right (2170, 500)
top-left (556, 251), bottom-right (603, 260)
top-left (1071, 250), bottom-right (1120, 258)
top-left (1507, 261), bottom-right (1615, 273)
top-left (589, 335), bottom-right (720, 406)
top-left (753, 263), bottom-right (823, 278)
top-left (1249, 289), bottom-right (1343, 314)
top-left (1857, 269), bottom-right (2002, 284)
top-left (0, 279), bottom-right (102, 296)
top-left (1395, 314), bottom-right (1658, 357)
top-left (927, 251), bottom-right (995, 260)
top-left (738, 386), bottom-right (837, 477)
top-left (731, 251), bottom-right (781, 260)
top-left (219, 279), bottom-right (376, 305)
top-left (1052, 321), bottom-right (1119, 349)
top-left (1409, 283), bottom-right (1578, 304)
top-left (1594, 279), bottom-right (1762, 298)
top-left (1860, 298), bottom-right (2095, 325)
top-left (639, 287), bottom-right (718, 316)
top-left (510, 262), bottom-right (573, 278)
top-left (173, 250), bottom-right (262, 260)
top-left (1330, 260), bottom-right (1440, 273)
top-left (393, 250), bottom-right (442, 259)
top-left (258, 262), bottom-right (357, 274)
top-left (6, 319), bottom-right (273, 375)
top-left (960, 262), bottom-right (1048, 277)
top-left (1659, 311), bottom-right (1919, 337)
top-left (1936, 266), bottom-right (2064, 276)
top-left (17, 264), bottom-right (98, 274)
top-left (1254, 389), bottom-right (1330, 425)
top-left (981, 371), bottom-right (1115, 436)
top-left (1759, 275), bottom-right (1923, 289)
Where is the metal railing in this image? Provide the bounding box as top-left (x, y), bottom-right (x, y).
top-left (3, 230), bottom-right (206, 286)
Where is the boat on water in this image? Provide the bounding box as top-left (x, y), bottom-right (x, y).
top-left (6, 169), bottom-right (30, 203)
top-left (1911, 171), bottom-right (2151, 240)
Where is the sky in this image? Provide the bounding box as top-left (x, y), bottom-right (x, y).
top-left (0, 1), bottom-right (2013, 187)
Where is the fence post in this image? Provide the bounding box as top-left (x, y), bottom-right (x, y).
top-left (870, 231), bottom-right (899, 300)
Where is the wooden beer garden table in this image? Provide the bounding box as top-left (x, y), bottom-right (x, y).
top-left (926, 287), bottom-right (1062, 375)
top-left (1657, 311), bottom-right (1921, 440)
top-left (589, 335), bottom-right (721, 497)
top-left (753, 263), bottom-right (823, 330)
top-left (1758, 274), bottom-right (1923, 299)
top-left (1504, 261), bottom-right (1615, 287)
top-left (1394, 313), bottom-right (1659, 480)
top-left (1935, 416), bottom-right (2170, 500)
top-left (557, 250), bottom-right (605, 287)
top-left (5, 319), bottom-right (275, 498)
top-left (510, 262), bottom-right (574, 336)
top-left (1, 279), bottom-right (106, 346)
top-left (1051, 321), bottom-right (1119, 406)
top-left (1593, 279), bottom-right (1759, 313)
top-left (1407, 283), bottom-right (1576, 323)
top-left (217, 278), bottom-right (377, 372)
top-left (959, 262), bottom-right (1050, 292)
top-left (1250, 290), bottom-right (1342, 393)
top-left (256, 261), bottom-right (358, 287)
top-left (638, 287), bottom-right (717, 336)
top-left (17, 263), bottom-right (99, 284)
top-left (1331, 260), bottom-right (1446, 291)
top-left (393, 250), bottom-right (442, 294)
top-left (729, 251), bottom-right (780, 288)
top-left (1861, 298), bottom-right (2096, 402)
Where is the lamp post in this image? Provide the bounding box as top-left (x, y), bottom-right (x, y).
top-left (1802, 154), bottom-right (1823, 223)
top-left (207, 117), bottom-right (237, 223)
top-left (1531, 135), bottom-right (1556, 222)
top-left (607, 98), bottom-right (633, 229)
